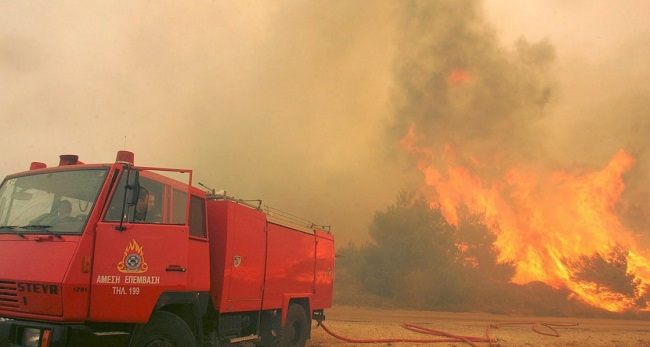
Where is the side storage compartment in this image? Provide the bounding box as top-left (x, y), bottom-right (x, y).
top-left (206, 200), bottom-right (267, 313)
top-left (313, 230), bottom-right (335, 310)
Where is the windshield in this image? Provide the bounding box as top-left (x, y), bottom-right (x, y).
top-left (0, 168), bottom-right (108, 235)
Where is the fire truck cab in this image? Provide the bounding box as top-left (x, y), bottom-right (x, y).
top-left (0, 151), bottom-right (335, 347)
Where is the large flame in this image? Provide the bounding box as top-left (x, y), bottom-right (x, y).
top-left (401, 125), bottom-right (650, 312)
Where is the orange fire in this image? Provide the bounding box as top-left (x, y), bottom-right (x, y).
top-left (447, 68), bottom-right (474, 85)
top-left (401, 125), bottom-right (650, 312)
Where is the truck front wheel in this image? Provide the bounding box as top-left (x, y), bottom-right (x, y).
top-left (130, 310), bottom-right (196, 347)
top-left (279, 303), bottom-right (309, 347)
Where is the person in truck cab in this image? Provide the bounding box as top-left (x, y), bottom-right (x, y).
top-left (133, 189), bottom-right (162, 223)
top-left (55, 200), bottom-right (73, 221)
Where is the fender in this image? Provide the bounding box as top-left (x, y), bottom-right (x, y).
top-left (280, 294), bottom-right (312, 326)
top-left (154, 291), bottom-right (209, 311)
top-left (152, 291), bottom-right (210, 343)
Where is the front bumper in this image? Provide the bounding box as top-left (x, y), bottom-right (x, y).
top-left (0, 318), bottom-right (70, 347)
top-left (0, 318), bottom-right (130, 347)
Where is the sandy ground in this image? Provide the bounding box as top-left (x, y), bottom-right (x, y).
top-left (306, 306), bottom-right (650, 347)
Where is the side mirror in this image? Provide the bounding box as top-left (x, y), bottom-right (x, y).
top-left (116, 168), bottom-right (140, 231)
top-left (127, 170), bottom-right (141, 206)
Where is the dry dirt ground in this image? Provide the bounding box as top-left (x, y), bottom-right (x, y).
top-left (306, 306), bottom-right (650, 347)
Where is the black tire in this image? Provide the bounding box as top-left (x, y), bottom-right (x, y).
top-left (129, 310), bottom-right (196, 347)
top-left (279, 304), bottom-right (309, 347)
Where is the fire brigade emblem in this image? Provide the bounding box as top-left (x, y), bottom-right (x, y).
top-left (117, 239), bottom-right (149, 273)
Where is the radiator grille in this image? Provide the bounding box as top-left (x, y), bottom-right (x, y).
top-left (0, 280), bottom-right (18, 311)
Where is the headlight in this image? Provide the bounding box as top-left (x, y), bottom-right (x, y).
top-left (21, 327), bottom-right (51, 347)
top-left (21, 327), bottom-right (41, 347)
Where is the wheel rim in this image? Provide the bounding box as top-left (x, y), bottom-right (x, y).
top-left (290, 320), bottom-right (303, 345)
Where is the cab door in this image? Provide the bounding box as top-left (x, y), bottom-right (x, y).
top-left (89, 168), bottom-right (191, 323)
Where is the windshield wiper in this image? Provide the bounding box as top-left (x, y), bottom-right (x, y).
top-left (0, 225), bottom-right (26, 238)
top-left (19, 225), bottom-right (62, 239)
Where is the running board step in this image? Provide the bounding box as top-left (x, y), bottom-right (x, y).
top-left (229, 334), bottom-right (258, 343)
top-left (93, 331), bottom-right (130, 336)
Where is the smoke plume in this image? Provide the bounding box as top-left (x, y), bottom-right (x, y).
top-left (1, 0), bottom-right (649, 252)
top-left (390, 0), bottom-right (555, 174)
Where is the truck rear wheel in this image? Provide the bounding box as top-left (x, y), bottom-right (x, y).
top-left (130, 310), bottom-right (196, 347)
top-left (279, 303), bottom-right (309, 347)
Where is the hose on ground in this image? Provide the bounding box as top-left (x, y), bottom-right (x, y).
top-left (316, 320), bottom-right (578, 346)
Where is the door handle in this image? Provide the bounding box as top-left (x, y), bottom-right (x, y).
top-left (166, 266), bottom-right (187, 272)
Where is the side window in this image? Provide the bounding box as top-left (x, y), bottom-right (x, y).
top-left (172, 188), bottom-right (187, 224)
top-left (134, 178), bottom-right (164, 223)
top-left (189, 195), bottom-right (206, 238)
top-left (103, 173), bottom-right (166, 224)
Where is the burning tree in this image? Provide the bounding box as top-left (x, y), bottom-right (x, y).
top-left (567, 245), bottom-right (649, 310)
top-left (455, 204), bottom-right (516, 284)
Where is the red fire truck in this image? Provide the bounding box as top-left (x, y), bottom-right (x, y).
top-left (0, 151), bottom-right (335, 347)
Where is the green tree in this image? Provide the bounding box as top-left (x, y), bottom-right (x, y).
top-left (347, 191), bottom-right (517, 310)
top-left (358, 191), bottom-right (460, 304)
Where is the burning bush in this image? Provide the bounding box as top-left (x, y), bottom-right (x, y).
top-left (567, 245), bottom-right (649, 310)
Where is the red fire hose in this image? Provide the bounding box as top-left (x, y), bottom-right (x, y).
top-left (316, 320), bottom-right (578, 347)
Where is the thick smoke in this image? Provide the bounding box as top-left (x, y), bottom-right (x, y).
top-left (0, 2), bottom-right (402, 245)
top-left (390, 0), bottom-right (555, 177)
top-left (390, 0), bottom-right (650, 248)
top-left (546, 32), bottom-right (650, 246)
top-left (1, 1), bottom-right (649, 249)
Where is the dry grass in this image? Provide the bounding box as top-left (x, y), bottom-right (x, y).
top-left (307, 306), bottom-right (650, 347)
